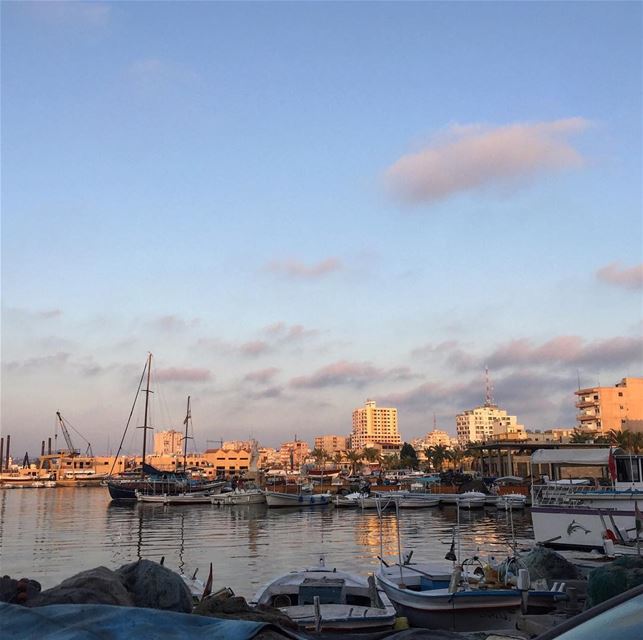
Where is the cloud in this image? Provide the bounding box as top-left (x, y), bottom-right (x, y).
top-left (3, 352), bottom-right (71, 373)
top-left (290, 360), bottom-right (417, 389)
top-left (239, 341), bottom-right (270, 356)
top-left (149, 314), bottom-right (199, 332)
top-left (596, 262), bottom-right (643, 290)
top-left (24, 2), bottom-right (111, 27)
top-left (266, 258), bottom-right (343, 279)
top-left (155, 367), bottom-right (212, 383)
top-left (385, 118), bottom-right (590, 204)
top-left (411, 340), bottom-right (478, 371)
top-left (244, 367), bottom-right (280, 384)
top-left (263, 322), bottom-right (319, 342)
top-left (487, 335), bottom-right (643, 370)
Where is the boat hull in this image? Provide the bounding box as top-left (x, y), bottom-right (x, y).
top-left (264, 491), bottom-right (331, 507)
top-left (376, 574), bottom-right (521, 630)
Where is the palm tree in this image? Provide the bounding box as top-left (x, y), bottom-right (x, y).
top-left (333, 451), bottom-right (344, 469)
top-left (423, 447), bottom-right (434, 472)
top-left (570, 429), bottom-right (592, 444)
top-left (609, 429), bottom-right (643, 454)
top-left (381, 454), bottom-right (401, 471)
top-left (362, 447), bottom-right (381, 464)
top-left (345, 450), bottom-right (362, 476)
top-left (310, 448), bottom-right (327, 469)
top-left (429, 445), bottom-right (452, 471)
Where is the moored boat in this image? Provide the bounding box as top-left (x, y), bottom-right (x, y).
top-left (211, 488), bottom-right (266, 505)
top-left (264, 490), bottom-right (331, 508)
top-left (252, 555), bottom-right (396, 632)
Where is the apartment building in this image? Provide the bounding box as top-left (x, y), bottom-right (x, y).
top-left (411, 429), bottom-right (458, 451)
top-left (351, 399), bottom-right (401, 450)
top-left (278, 440), bottom-right (310, 470)
top-left (153, 430), bottom-right (184, 456)
top-left (314, 435), bottom-right (349, 454)
top-left (575, 377), bottom-right (643, 433)
top-left (456, 404), bottom-right (524, 445)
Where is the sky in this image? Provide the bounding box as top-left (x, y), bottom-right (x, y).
top-left (2, 1), bottom-right (642, 458)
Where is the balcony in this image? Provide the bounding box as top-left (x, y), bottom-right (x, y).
top-left (575, 399), bottom-right (596, 409)
top-left (577, 413), bottom-right (597, 422)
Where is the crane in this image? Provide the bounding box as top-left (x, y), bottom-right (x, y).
top-left (55, 411), bottom-right (93, 457)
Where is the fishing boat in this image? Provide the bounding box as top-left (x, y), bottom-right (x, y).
top-left (136, 490), bottom-right (218, 505)
top-left (211, 488), bottom-right (266, 505)
top-left (531, 448), bottom-right (643, 549)
top-left (395, 494), bottom-right (441, 509)
top-left (252, 555), bottom-right (396, 632)
top-left (264, 490), bottom-right (332, 507)
top-left (456, 491), bottom-right (487, 509)
top-left (498, 493), bottom-right (527, 510)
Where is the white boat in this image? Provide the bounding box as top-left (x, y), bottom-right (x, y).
top-left (252, 555), bottom-right (396, 631)
top-left (457, 491), bottom-right (487, 509)
top-left (264, 491), bottom-right (331, 508)
top-left (211, 489), bottom-right (266, 505)
top-left (396, 494), bottom-right (440, 509)
top-left (498, 493), bottom-right (527, 509)
top-left (136, 491), bottom-right (215, 504)
top-left (530, 448), bottom-right (643, 549)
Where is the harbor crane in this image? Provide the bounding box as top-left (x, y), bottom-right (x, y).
top-left (55, 411), bottom-right (93, 457)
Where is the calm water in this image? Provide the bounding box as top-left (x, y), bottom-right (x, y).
top-left (0, 488), bottom-right (533, 598)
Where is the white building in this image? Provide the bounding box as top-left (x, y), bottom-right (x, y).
top-left (456, 404), bottom-right (525, 445)
top-left (153, 430), bottom-right (184, 456)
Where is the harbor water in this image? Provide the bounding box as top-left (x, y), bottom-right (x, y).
top-left (0, 488), bottom-right (533, 598)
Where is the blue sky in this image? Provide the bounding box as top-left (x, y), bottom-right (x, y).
top-left (2, 1), bottom-right (642, 457)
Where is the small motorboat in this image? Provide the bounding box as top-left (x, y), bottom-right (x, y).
top-left (498, 493), bottom-right (527, 510)
top-left (396, 494), bottom-right (440, 509)
top-left (136, 491), bottom-right (215, 505)
top-left (211, 488), bottom-right (266, 505)
top-left (264, 490), bottom-right (331, 508)
top-left (457, 491), bottom-right (487, 509)
top-left (252, 555), bottom-right (396, 632)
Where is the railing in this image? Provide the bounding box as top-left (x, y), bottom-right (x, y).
top-left (531, 483), bottom-right (643, 506)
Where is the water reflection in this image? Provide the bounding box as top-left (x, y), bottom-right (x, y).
top-left (0, 489), bottom-right (533, 597)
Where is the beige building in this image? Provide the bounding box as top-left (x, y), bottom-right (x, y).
top-left (279, 440), bottom-right (310, 470)
top-left (412, 429), bottom-right (457, 451)
top-left (456, 404), bottom-right (524, 445)
top-left (314, 435), bottom-right (349, 454)
top-left (575, 377), bottom-right (643, 433)
top-left (351, 399), bottom-right (401, 451)
top-left (153, 430), bottom-right (184, 456)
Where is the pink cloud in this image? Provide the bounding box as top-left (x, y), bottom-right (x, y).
top-left (596, 262), bottom-right (643, 290)
top-left (385, 118), bottom-right (590, 204)
top-left (290, 360), bottom-right (418, 389)
top-left (487, 335), bottom-right (643, 370)
top-left (155, 367), bottom-right (212, 383)
top-left (266, 257), bottom-right (343, 278)
top-left (239, 340), bottom-right (270, 356)
top-left (244, 367), bottom-right (280, 384)
top-left (263, 322), bottom-right (319, 342)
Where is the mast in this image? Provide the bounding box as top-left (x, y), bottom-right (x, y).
top-left (183, 395), bottom-right (191, 472)
top-left (140, 353), bottom-right (153, 478)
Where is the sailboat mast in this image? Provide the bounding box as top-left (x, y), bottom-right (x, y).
top-left (140, 353), bottom-right (153, 478)
top-left (183, 396), bottom-right (191, 472)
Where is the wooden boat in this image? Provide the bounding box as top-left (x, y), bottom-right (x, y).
top-left (264, 490), bottom-right (331, 507)
top-left (376, 562), bottom-right (522, 630)
top-left (252, 555), bottom-right (396, 632)
top-left (211, 488), bottom-right (266, 505)
top-left (136, 490), bottom-right (217, 504)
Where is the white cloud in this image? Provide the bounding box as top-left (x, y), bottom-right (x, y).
top-left (385, 118), bottom-right (591, 204)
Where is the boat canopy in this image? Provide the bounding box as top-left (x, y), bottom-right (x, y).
top-left (531, 448), bottom-right (624, 465)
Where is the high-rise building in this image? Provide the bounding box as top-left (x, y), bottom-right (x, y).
top-left (153, 430), bottom-right (183, 456)
top-left (351, 399), bottom-right (401, 451)
top-left (456, 405), bottom-right (524, 445)
top-left (575, 377), bottom-right (643, 433)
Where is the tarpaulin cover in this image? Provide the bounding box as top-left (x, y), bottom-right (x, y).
top-left (531, 448), bottom-right (624, 465)
top-left (0, 603), bottom-right (276, 640)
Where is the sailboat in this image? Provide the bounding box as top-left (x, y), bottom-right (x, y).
top-left (106, 354), bottom-right (224, 502)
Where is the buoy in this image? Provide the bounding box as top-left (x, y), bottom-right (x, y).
top-left (393, 616), bottom-right (409, 630)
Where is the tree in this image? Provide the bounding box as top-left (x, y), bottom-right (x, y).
top-left (423, 447), bottom-right (434, 472)
top-left (345, 450), bottom-right (362, 476)
top-left (381, 454), bottom-right (401, 471)
top-left (310, 448), bottom-right (327, 468)
top-left (362, 447), bottom-right (381, 464)
top-left (429, 444), bottom-right (452, 471)
top-left (609, 429), bottom-right (643, 454)
top-left (570, 429), bottom-right (592, 444)
top-left (333, 451), bottom-right (344, 467)
top-left (400, 442), bottom-right (419, 469)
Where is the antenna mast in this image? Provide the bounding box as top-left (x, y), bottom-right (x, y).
top-left (484, 366), bottom-right (494, 407)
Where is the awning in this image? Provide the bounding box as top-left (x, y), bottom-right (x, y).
top-left (531, 448), bottom-right (624, 465)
